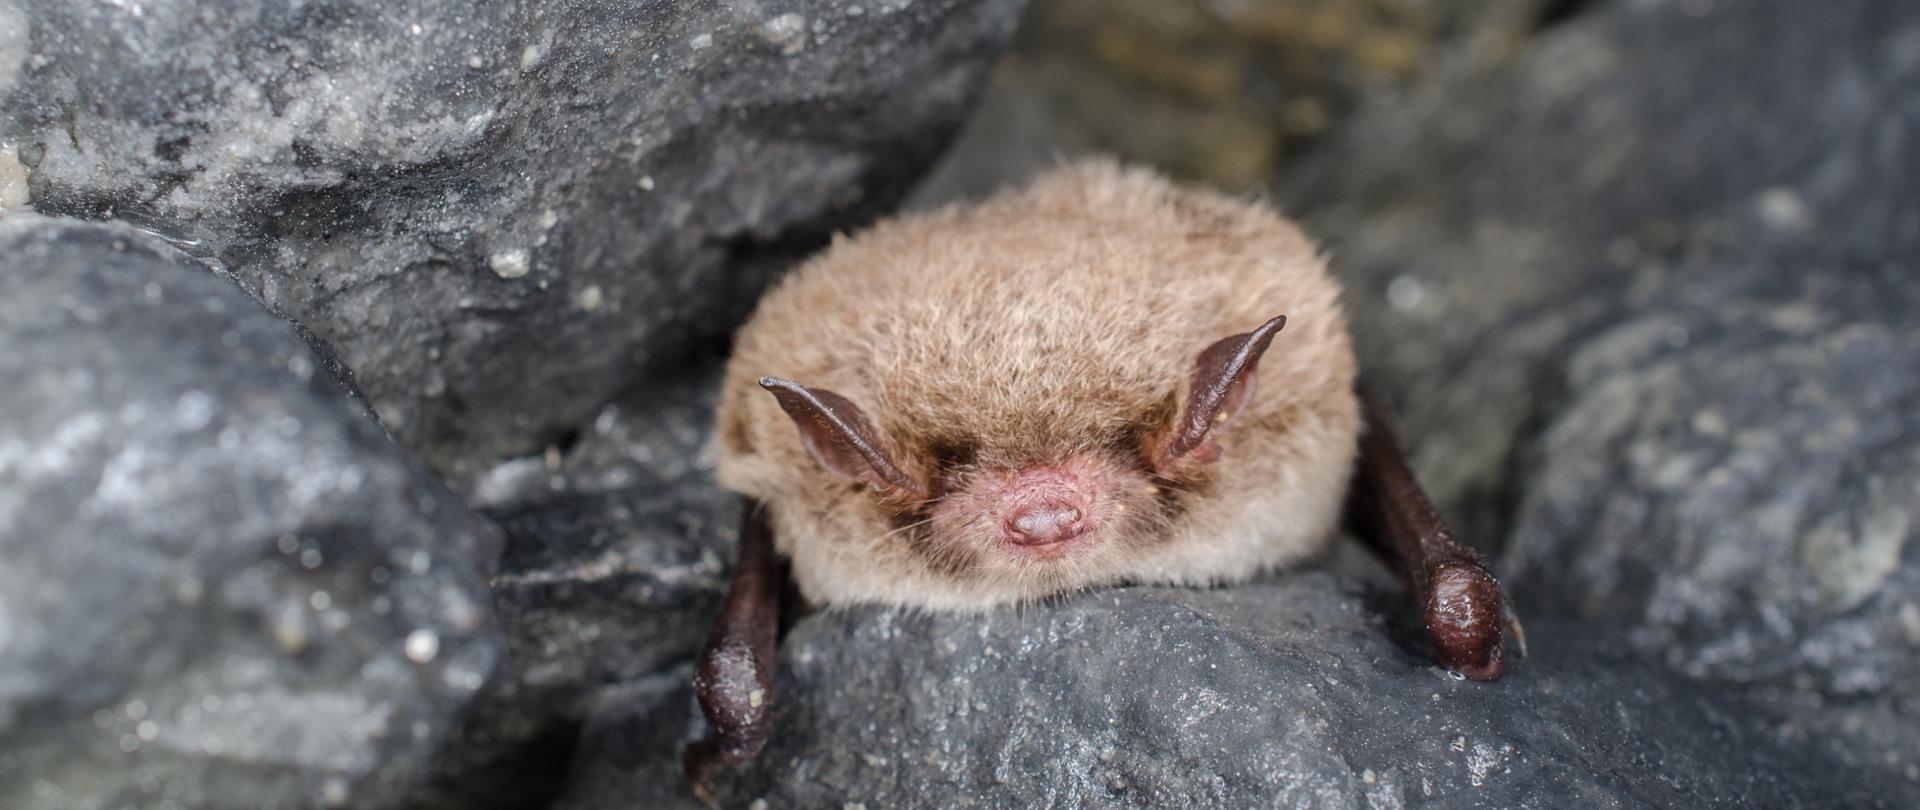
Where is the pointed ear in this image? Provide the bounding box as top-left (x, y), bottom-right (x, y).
top-left (758, 377), bottom-right (929, 501)
top-left (1156, 315), bottom-right (1286, 472)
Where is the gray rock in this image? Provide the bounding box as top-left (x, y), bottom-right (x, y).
top-left (417, 360), bottom-right (738, 810)
top-left (1273, 0), bottom-right (1920, 786)
top-left (1503, 275), bottom-right (1920, 696)
top-left (907, 0), bottom-right (1548, 199)
top-left (561, 576), bottom-right (1909, 809)
top-left (0, 213), bottom-right (502, 810)
top-left (1, 0), bottom-right (1025, 484)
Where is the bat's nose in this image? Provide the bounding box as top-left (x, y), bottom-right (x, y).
top-left (1005, 502), bottom-right (1087, 546)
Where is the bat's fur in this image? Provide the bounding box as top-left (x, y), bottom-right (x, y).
top-left (715, 160), bottom-right (1360, 610)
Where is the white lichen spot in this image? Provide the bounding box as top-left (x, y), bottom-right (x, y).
top-left (405, 628), bottom-right (441, 663)
top-left (273, 615), bottom-right (309, 653)
top-left (1362, 768), bottom-right (1377, 784)
top-left (538, 209), bottom-right (559, 229)
top-left (1757, 187), bottom-right (1814, 233)
top-left (0, 1), bottom-right (26, 95)
top-left (1466, 741), bottom-right (1503, 787)
top-left (1386, 274), bottom-right (1428, 312)
top-left (577, 284), bottom-right (605, 311)
top-left (445, 667), bottom-right (485, 690)
top-left (637, 175), bottom-right (655, 191)
top-left (0, 144), bottom-right (29, 209)
top-left (1900, 603), bottom-right (1920, 648)
top-left (690, 33), bottom-right (713, 50)
top-left (489, 249), bottom-right (531, 279)
top-left (321, 776), bottom-right (351, 808)
top-left (174, 390), bottom-right (217, 431)
top-left (760, 13), bottom-right (809, 54)
top-left (748, 688), bottom-right (765, 708)
top-left (1691, 408), bottom-right (1730, 437)
top-left (520, 44), bottom-right (545, 71)
top-left (321, 609), bottom-right (351, 632)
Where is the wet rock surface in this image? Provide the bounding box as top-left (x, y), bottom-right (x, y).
top-left (564, 576), bottom-right (1903, 809)
top-left (2, 0), bottom-right (1025, 483)
top-left (0, 214), bottom-right (502, 809)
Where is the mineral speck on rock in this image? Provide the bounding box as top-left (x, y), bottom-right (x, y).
top-left (0, 147), bottom-right (26, 209)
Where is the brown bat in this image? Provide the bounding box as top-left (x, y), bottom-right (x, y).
top-left (681, 161), bottom-right (1522, 800)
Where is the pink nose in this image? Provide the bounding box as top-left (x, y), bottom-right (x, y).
top-left (1005, 502), bottom-right (1086, 546)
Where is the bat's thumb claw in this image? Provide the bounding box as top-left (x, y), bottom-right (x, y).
top-left (681, 740), bottom-right (722, 808)
top-left (1506, 610), bottom-right (1529, 659)
top-left (1427, 560), bottom-right (1509, 680)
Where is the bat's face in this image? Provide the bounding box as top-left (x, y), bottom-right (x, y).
top-left (753, 317), bottom-right (1287, 601)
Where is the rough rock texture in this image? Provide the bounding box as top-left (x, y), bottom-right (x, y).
top-left (1274, 0), bottom-right (1920, 789)
top-left (0, 214), bottom-right (503, 809)
top-left (418, 362), bottom-right (737, 810)
top-left (562, 577), bottom-right (1904, 809)
top-left (1, 0), bottom-right (1026, 484)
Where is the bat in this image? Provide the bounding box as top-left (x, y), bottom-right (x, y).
top-left (680, 161), bottom-right (1522, 801)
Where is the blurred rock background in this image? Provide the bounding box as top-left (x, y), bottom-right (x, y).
top-left (3, 0), bottom-right (1916, 808)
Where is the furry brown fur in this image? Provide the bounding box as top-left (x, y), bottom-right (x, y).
top-left (714, 159), bottom-right (1360, 610)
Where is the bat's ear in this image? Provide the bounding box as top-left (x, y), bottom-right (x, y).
top-left (1155, 315), bottom-right (1286, 474)
top-left (758, 377), bottom-right (930, 501)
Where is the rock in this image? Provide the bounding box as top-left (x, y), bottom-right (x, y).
top-left (910, 0), bottom-right (1546, 201)
top-left (416, 360), bottom-right (738, 810)
top-left (2, 0), bottom-right (1026, 484)
top-left (560, 576), bottom-right (1908, 808)
top-left (0, 214), bottom-right (502, 810)
top-left (1503, 276), bottom-right (1920, 694)
top-left (1270, 0), bottom-right (1920, 787)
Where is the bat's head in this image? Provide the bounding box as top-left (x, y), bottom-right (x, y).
top-left (745, 316), bottom-right (1295, 606)
top-left (713, 159), bottom-right (1360, 610)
